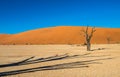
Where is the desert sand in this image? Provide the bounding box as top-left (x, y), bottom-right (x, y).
top-left (0, 44), bottom-right (120, 77)
top-left (0, 26), bottom-right (120, 44)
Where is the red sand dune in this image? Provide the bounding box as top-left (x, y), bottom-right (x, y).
top-left (0, 34), bottom-right (11, 40)
top-left (0, 26), bottom-right (120, 45)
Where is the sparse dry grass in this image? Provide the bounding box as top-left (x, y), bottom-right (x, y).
top-left (0, 44), bottom-right (120, 77)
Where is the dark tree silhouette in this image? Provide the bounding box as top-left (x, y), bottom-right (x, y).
top-left (81, 26), bottom-right (96, 51)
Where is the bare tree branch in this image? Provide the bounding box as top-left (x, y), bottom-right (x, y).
top-left (81, 26), bottom-right (96, 51)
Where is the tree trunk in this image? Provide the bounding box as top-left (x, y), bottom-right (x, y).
top-left (81, 26), bottom-right (96, 51)
top-left (87, 42), bottom-right (91, 51)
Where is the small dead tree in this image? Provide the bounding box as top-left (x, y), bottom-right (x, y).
top-left (106, 37), bottom-right (111, 44)
top-left (81, 26), bottom-right (96, 51)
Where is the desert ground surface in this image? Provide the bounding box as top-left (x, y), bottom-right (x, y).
top-left (0, 44), bottom-right (120, 77)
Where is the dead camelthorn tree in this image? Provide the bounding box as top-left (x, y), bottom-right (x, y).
top-left (106, 37), bottom-right (111, 44)
top-left (81, 26), bottom-right (96, 51)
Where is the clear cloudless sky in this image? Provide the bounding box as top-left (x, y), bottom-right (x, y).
top-left (0, 0), bottom-right (120, 34)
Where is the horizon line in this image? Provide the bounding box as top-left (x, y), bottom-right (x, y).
top-left (0, 25), bottom-right (120, 34)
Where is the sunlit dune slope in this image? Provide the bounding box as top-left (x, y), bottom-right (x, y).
top-left (0, 26), bottom-right (120, 44)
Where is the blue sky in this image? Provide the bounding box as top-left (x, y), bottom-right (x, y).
top-left (0, 0), bottom-right (120, 34)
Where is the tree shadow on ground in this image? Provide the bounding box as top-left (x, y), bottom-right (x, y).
top-left (0, 56), bottom-right (113, 76)
top-left (0, 53), bottom-right (91, 68)
top-left (0, 53), bottom-right (109, 68)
